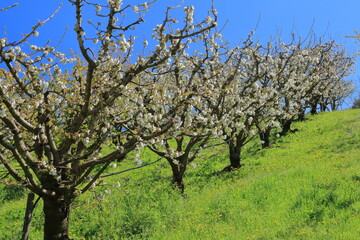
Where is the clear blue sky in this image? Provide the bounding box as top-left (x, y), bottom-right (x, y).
top-left (1, 0), bottom-right (359, 106)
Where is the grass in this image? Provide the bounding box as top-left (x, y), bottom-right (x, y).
top-left (0, 109), bottom-right (359, 239)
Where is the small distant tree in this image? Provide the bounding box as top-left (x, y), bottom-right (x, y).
top-left (275, 40), bottom-right (354, 135)
top-left (322, 80), bottom-right (354, 111)
top-left (215, 36), bottom-right (354, 169)
top-left (352, 97), bottom-right (360, 109)
top-left (305, 44), bottom-right (354, 114)
top-left (0, 1), bottom-right (217, 239)
top-left (208, 39), bottom-right (281, 170)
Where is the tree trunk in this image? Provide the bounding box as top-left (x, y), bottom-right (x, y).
top-left (229, 146), bottom-right (241, 169)
top-left (43, 195), bottom-right (72, 240)
top-left (21, 193), bottom-right (35, 240)
top-left (259, 127), bottom-right (271, 149)
top-left (229, 144), bottom-right (241, 168)
top-left (222, 140), bottom-right (243, 172)
top-left (298, 108), bottom-right (306, 121)
top-left (331, 100), bottom-right (337, 111)
top-left (279, 119), bottom-right (292, 136)
top-left (169, 160), bottom-right (187, 193)
top-left (310, 103), bottom-right (317, 115)
top-left (320, 103), bottom-right (327, 112)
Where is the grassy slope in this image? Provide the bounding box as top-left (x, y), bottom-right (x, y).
top-left (0, 109), bottom-right (359, 239)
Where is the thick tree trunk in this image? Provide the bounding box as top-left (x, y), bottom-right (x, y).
top-left (310, 103), bottom-right (317, 115)
top-left (298, 108), bottom-right (306, 121)
top-left (330, 100), bottom-right (336, 111)
top-left (222, 140), bottom-right (243, 172)
top-left (279, 119), bottom-right (292, 136)
top-left (259, 127), bottom-right (271, 149)
top-left (171, 168), bottom-right (185, 193)
top-left (43, 195), bottom-right (71, 240)
top-left (229, 144), bottom-right (241, 169)
top-left (169, 159), bottom-right (187, 193)
top-left (320, 103), bottom-right (327, 112)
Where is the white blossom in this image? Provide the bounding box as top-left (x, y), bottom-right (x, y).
top-left (133, 6), bottom-right (139, 13)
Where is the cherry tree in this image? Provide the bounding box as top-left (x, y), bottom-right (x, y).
top-left (206, 38), bottom-right (281, 170)
top-left (275, 41), bottom-right (354, 136)
top-left (322, 80), bottom-right (354, 111)
top-left (0, 1), bottom-right (217, 239)
top-left (305, 45), bottom-right (354, 114)
top-left (251, 42), bottom-right (293, 149)
top-left (146, 30), bottom-right (237, 192)
top-left (211, 37), bottom-right (354, 169)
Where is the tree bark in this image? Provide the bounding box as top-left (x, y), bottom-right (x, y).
top-left (229, 144), bottom-right (241, 169)
top-left (222, 140), bottom-right (243, 172)
top-left (279, 119), bottom-right (292, 136)
top-left (330, 100), bottom-right (337, 111)
top-left (259, 127), bottom-right (271, 149)
top-left (310, 103), bottom-right (317, 115)
top-left (43, 195), bottom-right (72, 240)
top-left (170, 162), bottom-right (186, 193)
top-left (21, 193), bottom-right (35, 240)
top-left (320, 103), bottom-right (327, 112)
top-left (298, 108), bottom-right (306, 121)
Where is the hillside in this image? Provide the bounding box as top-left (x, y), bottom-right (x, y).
top-left (1, 109), bottom-right (359, 239)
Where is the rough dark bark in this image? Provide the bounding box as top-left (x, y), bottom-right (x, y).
top-left (170, 162), bottom-right (186, 193)
top-left (229, 144), bottom-right (241, 168)
top-left (259, 127), bottom-right (271, 149)
top-left (310, 103), bottom-right (317, 115)
top-left (330, 100), bottom-right (338, 111)
top-left (43, 195), bottom-right (72, 240)
top-left (167, 154), bottom-right (189, 193)
top-left (298, 108), bottom-right (306, 121)
top-left (279, 119), bottom-right (292, 136)
top-left (320, 103), bottom-right (327, 112)
top-left (21, 193), bottom-right (35, 240)
top-left (222, 140), bottom-right (243, 172)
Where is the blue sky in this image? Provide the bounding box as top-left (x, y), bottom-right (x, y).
top-left (1, 0), bottom-right (359, 106)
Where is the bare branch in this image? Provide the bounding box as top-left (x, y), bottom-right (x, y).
top-left (0, 3), bottom-right (19, 12)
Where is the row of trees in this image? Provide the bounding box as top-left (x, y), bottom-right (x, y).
top-left (0, 1), bottom-right (354, 239)
top-left (146, 36), bottom-right (355, 190)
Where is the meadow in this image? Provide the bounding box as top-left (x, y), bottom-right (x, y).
top-left (1, 109), bottom-right (359, 239)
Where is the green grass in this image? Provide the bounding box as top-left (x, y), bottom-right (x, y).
top-left (1, 109), bottom-right (359, 239)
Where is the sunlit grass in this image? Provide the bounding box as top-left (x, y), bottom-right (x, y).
top-left (0, 109), bottom-right (359, 239)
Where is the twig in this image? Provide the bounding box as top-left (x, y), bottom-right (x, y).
top-left (0, 3), bottom-right (19, 12)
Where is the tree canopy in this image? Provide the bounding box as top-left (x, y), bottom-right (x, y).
top-left (0, 1), bottom-right (355, 239)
